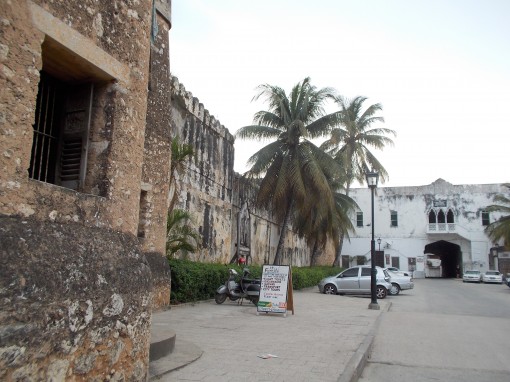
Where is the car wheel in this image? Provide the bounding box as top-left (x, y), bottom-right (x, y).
top-left (389, 283), bottom-right (400, 296)
top-left (323, 284), bottom-right (337, 295)
top-left (376, 286), bottom-right (387, 299)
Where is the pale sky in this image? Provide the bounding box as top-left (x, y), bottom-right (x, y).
top-left (169, 0), bottom-right (510, 188)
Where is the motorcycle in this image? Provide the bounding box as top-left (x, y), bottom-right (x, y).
top-left (215, 268), bottom-right (260, 306)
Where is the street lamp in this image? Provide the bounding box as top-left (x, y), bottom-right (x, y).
top-left (366, 170), bottom-right (379, 310)
top-left (377, 237), bottom-right (381, 252)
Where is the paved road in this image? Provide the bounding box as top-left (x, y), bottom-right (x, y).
top-left (359, 278), bottom-right (510, 382)
top-left (150, 288), bottom-right (389, 382)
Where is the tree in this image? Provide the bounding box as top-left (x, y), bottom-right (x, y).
top-left (321, 96), bottom-right (396, 266)
top-left (166, 209), bottom-right (201, 258)
top-left (236, 78), bottom-right (342, 265)
top-left (169, 137), bottom-right (194, 213)
top-left (485, 183), bottom-right (510, 248)
top-left (166, 138), bottom-right (201, 258)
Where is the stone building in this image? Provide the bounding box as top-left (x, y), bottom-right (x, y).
top-left (1, 0), bottom-right (172, 380)
top-left (169, 77), bottom-right (320, 266)
top-left (341, 179), bottom-right (509, 278)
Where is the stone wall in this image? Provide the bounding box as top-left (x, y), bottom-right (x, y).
top-left (170, 76), bottom-right (235, 263)
top-left (0, 0), bottom-right (172, 379)
top-left (169, 77), bottom-right (324, 267)
top-left (0, 216), bottom-right (152, 381)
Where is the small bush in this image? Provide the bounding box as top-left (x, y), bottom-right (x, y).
top-left (168, 259), bottom-right (342, 305)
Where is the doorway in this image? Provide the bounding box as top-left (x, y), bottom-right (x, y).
top-left (424, 240), bottom-right (462, 278)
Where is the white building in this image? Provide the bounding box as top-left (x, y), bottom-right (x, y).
top-left (342, 179), bottom-right (509, 278)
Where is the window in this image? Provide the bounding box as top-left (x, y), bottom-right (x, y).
top-left (356, 256), bottom-right (366, 265)
top-left (390, 211), bottom-right (398, 227)
top-left (29, 72), bottom-right (94, 191)
top-left (356, 212), bottom-right (363, 227)
top-left (341, 267), bottom-right (359, 278)
top-left (447, 209), bottom-right (454, 223)
top-left (428, 210), bottom-right (436, 223)
top-left (391, 257), bottom-right (400, 268)
top-left (482, 211), bottom-right (490, 226)
top-left (437, 210), bottom-right (446, 223)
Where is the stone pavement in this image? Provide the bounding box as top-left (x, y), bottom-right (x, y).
top-left (149, 288), bottom-right (390, 382)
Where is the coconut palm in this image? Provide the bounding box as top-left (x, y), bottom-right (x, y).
top-left (321, 96), bottom-right (396, 266)
top-left (236, 78), bottom-right (342, 265)
top-left (485, 183), bottom-right (510, 247)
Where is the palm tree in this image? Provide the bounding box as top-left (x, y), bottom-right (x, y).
top-left (321, 96), bottom-right (396, 266)
top-left (485, 183), bottom-right (510, 248)
top-left (166, 209), bottom-right (201, 258)
top-left (236, 78), bottom-right (342, 265)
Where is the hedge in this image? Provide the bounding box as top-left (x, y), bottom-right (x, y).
top-left (168, 259), bottom-right (342, 305)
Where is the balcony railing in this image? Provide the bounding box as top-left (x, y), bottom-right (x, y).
top-left (427, 222), bottom-right (469, 239)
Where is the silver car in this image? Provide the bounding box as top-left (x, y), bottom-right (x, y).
top-left (318, 266), bottom-right (392, 299)
top-left (385, 269), bottom-right (414, 295)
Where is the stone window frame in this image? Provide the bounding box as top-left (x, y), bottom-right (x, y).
top-left (28, 2), bottom-right (130, 195)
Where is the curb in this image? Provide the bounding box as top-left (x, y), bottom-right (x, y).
top-left (337, 301), bottom-right (391, 382)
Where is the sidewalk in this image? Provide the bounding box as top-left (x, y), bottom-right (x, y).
top-left (149, 288), bottom-right (390, 382)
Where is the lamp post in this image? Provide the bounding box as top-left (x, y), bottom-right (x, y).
top-left (366, 170), bottom-right (379, 310)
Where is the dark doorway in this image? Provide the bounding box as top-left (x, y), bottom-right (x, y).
top-left (424, 240), bottom-right (462, 278)
top-left (375, 251), bottom-right (384, 267)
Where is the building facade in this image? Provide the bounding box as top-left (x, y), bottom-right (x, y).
top-left (342, 179), bottom-right (509, 278)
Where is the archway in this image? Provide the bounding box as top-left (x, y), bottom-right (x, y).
top-left (424, 240), bottom-right (462, 278)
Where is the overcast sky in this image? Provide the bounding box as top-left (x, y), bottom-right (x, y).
top-left (169, 0), bottom-right (510, 188)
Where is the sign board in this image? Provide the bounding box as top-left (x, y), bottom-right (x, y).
top-left (433, 200), bottom-right (447, 207)
top-left (257, 265), bottom-right (292, 315)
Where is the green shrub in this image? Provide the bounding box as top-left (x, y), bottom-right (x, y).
top-left (168, 259), bottom-right (342, 305)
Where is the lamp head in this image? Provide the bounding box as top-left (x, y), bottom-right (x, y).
top-left (365, 170), bottom-right (379, 189)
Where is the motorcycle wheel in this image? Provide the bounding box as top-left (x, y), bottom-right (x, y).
top-left (228, 296), bottom-right (239, 301)
top-left (215, 292), bottom-right (227, 304)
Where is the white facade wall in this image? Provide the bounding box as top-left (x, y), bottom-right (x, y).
top-left (342, 179), bottom-right (505, 277)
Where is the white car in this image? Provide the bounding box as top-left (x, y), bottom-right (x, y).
top-left (462, 270), bottom-right (482, 283)
top-left (482, 270), bottom-right (503, 284)
top-left (385, 269), bottom-right (414, 295)
top-left (386, 267), bottom-right (411, 277)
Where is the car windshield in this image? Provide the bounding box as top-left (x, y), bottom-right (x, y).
top-left (465, 271), bottom-right (480, 274)
top-left (485, 271), bottom-right (499, 275)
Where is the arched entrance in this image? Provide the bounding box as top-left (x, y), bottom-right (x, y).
top-left (424, 240), bottom-right (462, 278)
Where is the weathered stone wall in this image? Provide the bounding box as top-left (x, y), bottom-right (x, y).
top-left (141, 1), bottom-right (173, 308)
top-left (0, 0), bottom-right (173, 379)
top-left (169, 78), bottom-right (320, 266)
top-left (170, 77), bottom-right (235, 263)
top-left (0, 0), bottom-right (150, 236)
top-left (0, 216), bottom-right (152, 381)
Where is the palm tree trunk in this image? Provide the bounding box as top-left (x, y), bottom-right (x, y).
top-left (310, 238), bottom-right (320, 267)
top-left (332, 182), bottom-right (351, 267)
top-left (273, 198), bottom-right (293, 265)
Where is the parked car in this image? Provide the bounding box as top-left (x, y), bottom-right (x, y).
top-left (462, 270), bottom-right (482, 283)
top-left (386, 267), bottom-right (411, 277)
top-left (318, 266), bottom-right (392, 299)
top-left (385, 269), bottom-right (414, 295)
top-left (481, 270), bottom-right (503, 284)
